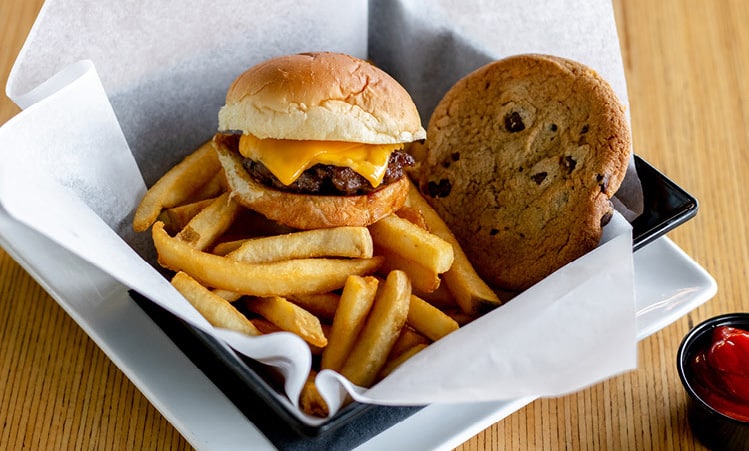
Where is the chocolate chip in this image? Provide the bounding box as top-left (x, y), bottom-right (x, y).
top-left (560, 155), bottom-right (577, 174)
top-left (597, 174), bottom-right (609, 192)
top-left (531, 172), bottom-right (547, 185)
top-left (427, 179), bottom-right (452, 198)
top-left (600, 210), bottom-right (613, 227)
top-left (443, 152), bottom-right (460, 167)
top-left (490, 228), bottom-right (499, 236)
top-left (550, 123), bottom-right (558, 132)
top-left (504, 111), bottom-right (525, 132)
top-left (578, 125), bottom-right (590, 145)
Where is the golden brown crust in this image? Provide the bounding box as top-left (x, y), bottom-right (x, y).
top-left (214, 136), bottom-right (409, 229)
top-left (218, 52), bottom-right (426, 144)
top-left (414, 54), bottom-right (631, 291)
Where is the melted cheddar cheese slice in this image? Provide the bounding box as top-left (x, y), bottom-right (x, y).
top-left (239, 134), bottom-right (402, 188)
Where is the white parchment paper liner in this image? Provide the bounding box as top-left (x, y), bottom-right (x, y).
top-left (1, 0), bottom-right (639, 426)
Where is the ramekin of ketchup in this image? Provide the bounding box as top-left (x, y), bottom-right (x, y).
top-left (678, 313), bottom-right (749, 451)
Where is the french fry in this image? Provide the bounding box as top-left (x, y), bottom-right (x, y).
top-left (176, 192), bottom-right (240, 251)
top-left (443, 308), bottom-right (479, 327)
top-left (226, 227), bottom-right (373, 263)
top-left (300, 371), bottom-right (329, 418)
top-left (311, 324), bottom-right (332, 356)
top-left (153, 221), bottom-right (383, 296)
top-left (249, 317), bottom-right (282, 334)
top-left (339, 270), bottom-right (411, 387)
top-left (321, 276), bottom-right (378, 372)
top-left (407, 294), bottom-right (460, 341)
top-left (171, 271), bottom-right (260, 336)
top-left (212, 289), bottom-right (243, 303)
top-left (245, 296), bottom-right (327, 347)
top-left (159, 198), bottom-right (216, 234)
top-left (211, 238), bottom-right (247, 256)
top-left (405, 181), bottom-right (502, 315)
top-left (288, 292), bottom-right (341, 322)
top-left (133, 139), bottom-right (221, 232)
top-left (210, 227), bottom-right (372, 302)
top-left (375, 246), bottom-right (440, 293)
top-left (395, 206), bottom-right (427, 229)
top-left (189, 171), bottom-right (225, 202)
top-left (389, 325), bottom-right (430, 359)
top-left (378, 343), bottom-right (428, 380)
top-left (368, 214), bottom-right (454, 274)
top-left (248, 316), bottom-right (329, 355)
top-left (442, 258), bottom-right (503, 315)
top-left (412, 283), bottom-right (458, 310)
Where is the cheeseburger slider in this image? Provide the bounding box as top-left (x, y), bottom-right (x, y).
top-left (213, 52), bottom-right (426, 230)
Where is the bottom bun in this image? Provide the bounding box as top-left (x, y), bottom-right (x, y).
top-left (214, 138), bottom-right (409, 230)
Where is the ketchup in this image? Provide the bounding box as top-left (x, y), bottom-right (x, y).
top-left (690, 325), bottom-right (749, 422)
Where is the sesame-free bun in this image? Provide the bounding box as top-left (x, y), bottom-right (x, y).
top-left (218, 52), bottom-right (426, 144)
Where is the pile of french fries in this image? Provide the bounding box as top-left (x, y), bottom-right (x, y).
top-left (133, 138), bottom-right (502, 417)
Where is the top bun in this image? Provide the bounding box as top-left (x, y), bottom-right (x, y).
top-left (218, 52), bottom-right (426, 144)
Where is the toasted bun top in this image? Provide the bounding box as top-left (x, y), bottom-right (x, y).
top-left (218, 52), bottom-right (426, 144)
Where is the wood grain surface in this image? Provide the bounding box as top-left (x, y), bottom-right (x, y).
top-left (1, 0), bottom-right (746, 449)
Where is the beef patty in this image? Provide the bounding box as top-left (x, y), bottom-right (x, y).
top-left (243, 149), bottom-right (415, 195)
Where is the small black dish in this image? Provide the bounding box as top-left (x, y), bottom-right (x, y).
top-left (677, 313), bottom-right (749, 451)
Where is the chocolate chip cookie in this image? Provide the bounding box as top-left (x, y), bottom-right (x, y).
top-left (414, 54), bottom-right (631, 291)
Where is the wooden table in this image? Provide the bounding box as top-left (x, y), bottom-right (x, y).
top-left (1, 0), bottom-right (745, 449)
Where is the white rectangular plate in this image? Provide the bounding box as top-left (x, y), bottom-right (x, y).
top-left (0, 207), bottom-right (716, 450)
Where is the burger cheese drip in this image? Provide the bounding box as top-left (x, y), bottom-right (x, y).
top-left (238, 134), bottom-right (414, 196)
